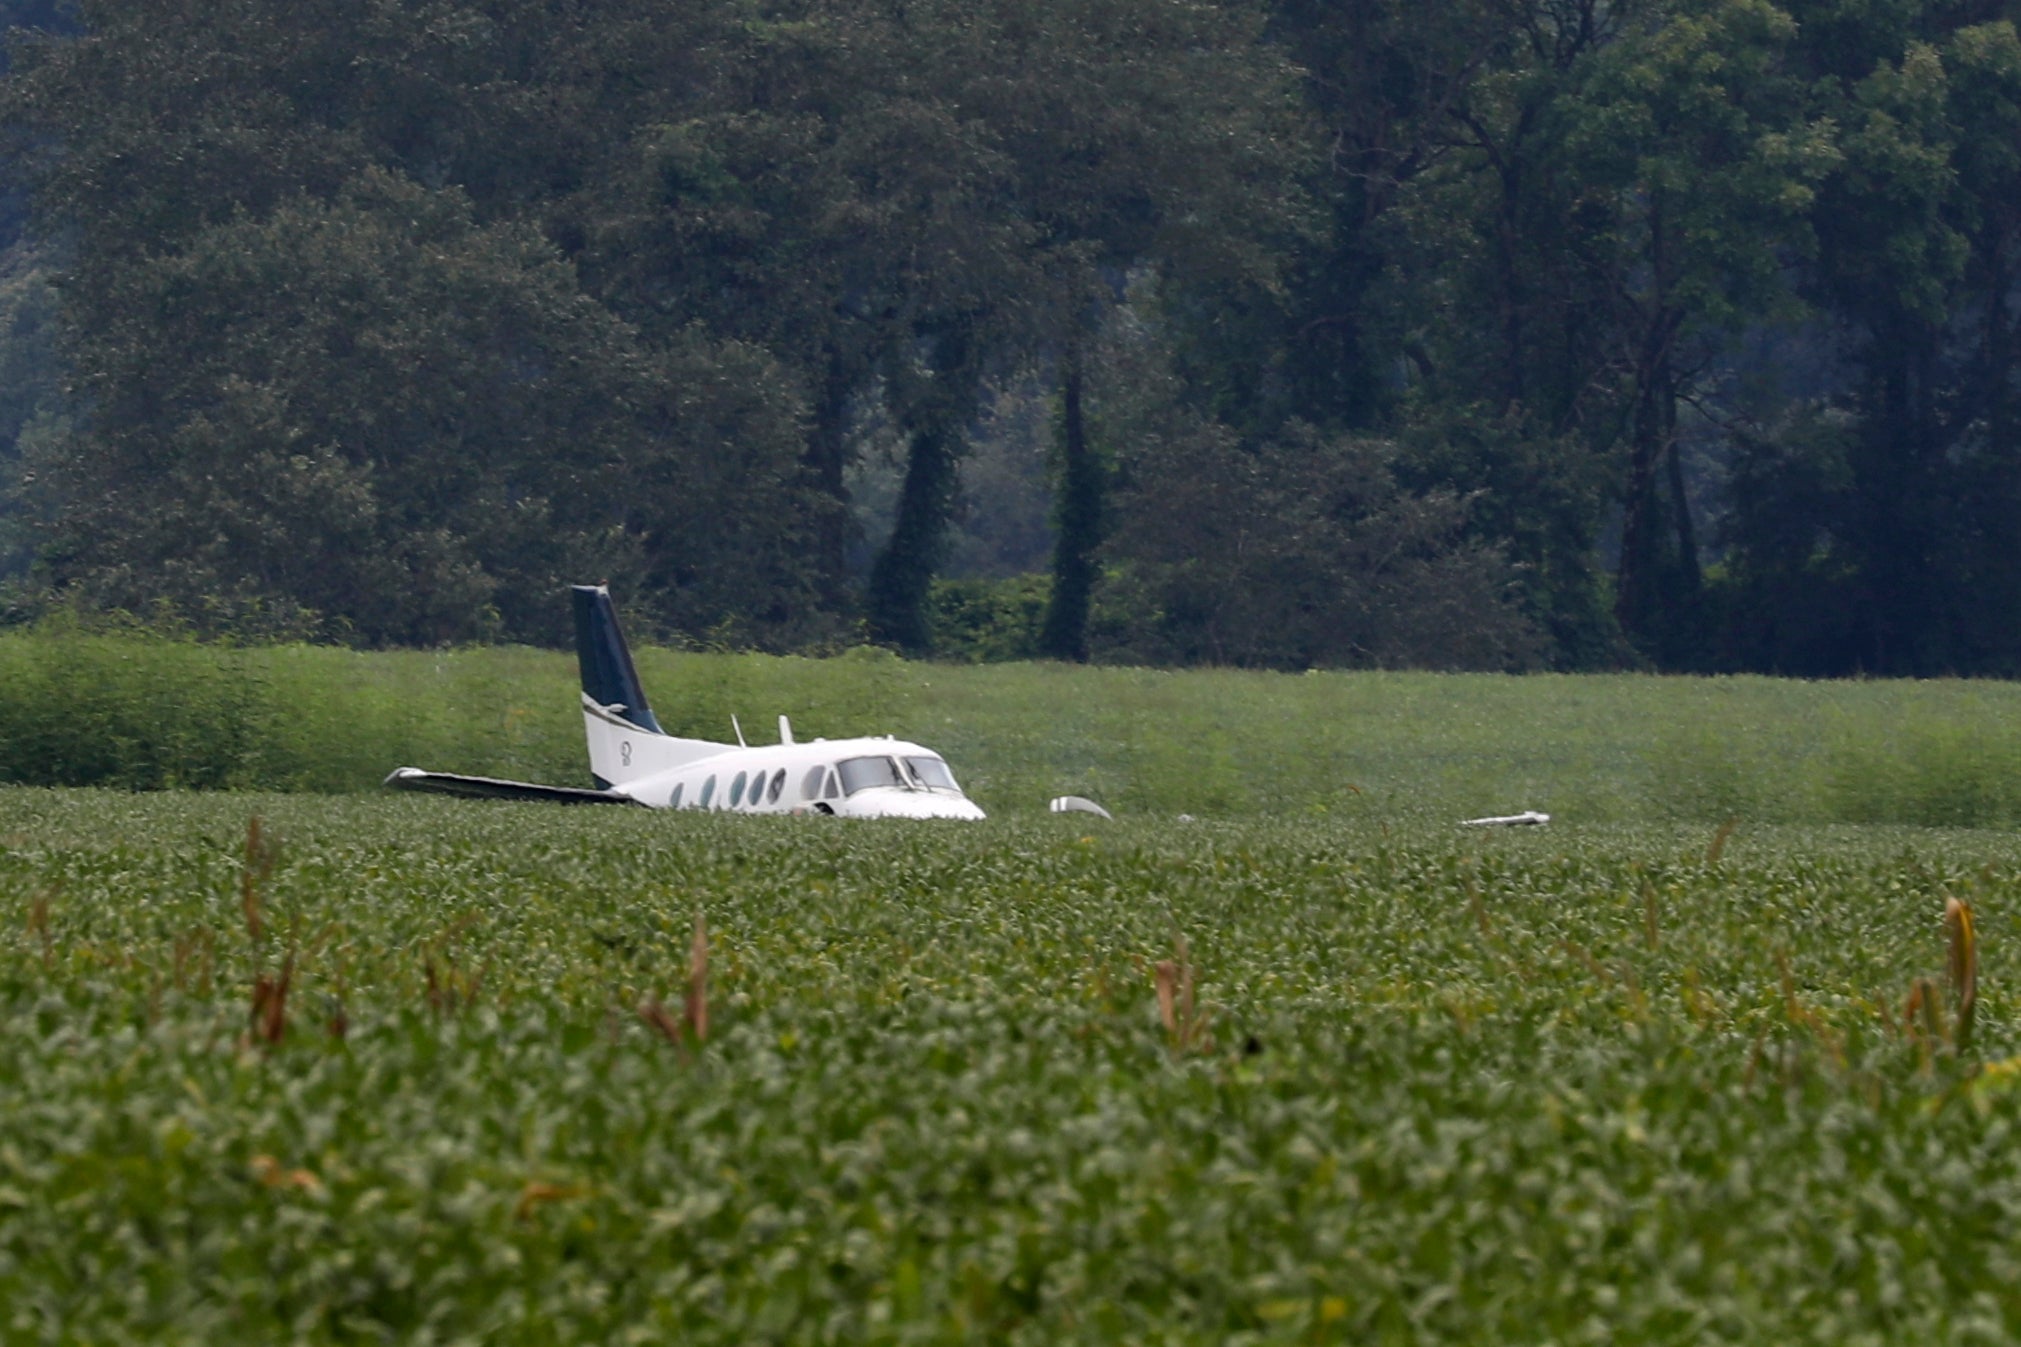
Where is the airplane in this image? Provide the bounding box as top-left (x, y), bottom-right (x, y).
top-left (385, 585), bottom-right (987, 820)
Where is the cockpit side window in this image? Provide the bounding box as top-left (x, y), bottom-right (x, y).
top-left (802, 767), bottom-right (826, 801)
top-left (904, 756), bottom-right (958, 791)
top-left (837, 756), bottom-right (905, 795)
top-left (824, 770), bottom-right (841, 800)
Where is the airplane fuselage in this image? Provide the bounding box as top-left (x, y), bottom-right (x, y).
top-left (605, 730), bottom-right (984, 819)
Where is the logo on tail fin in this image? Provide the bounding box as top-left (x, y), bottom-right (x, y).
top-left (570, 585), bottom-right (663, 734)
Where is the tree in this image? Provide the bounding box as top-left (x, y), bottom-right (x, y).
top-left (564, 0), bottom-right (1304, 653)
top-left (1089, 291), bottom-right (1540, 670)
top-left (18, 172), bottom-right (814, 643)
top-left (1320, 0), bottom-right (1834, 666)
top-left (559, 0), bottom-right (1034, 640)
top-left (1237, 0), bottom-right (1635, 664)
top-left (1037, 354), bottom-right (1101, 661)
top-left (0, 243), bottom-right (62, 580)
top-left (1720, 8), bottom-right (2021, 673)
top-left (1251, 0), bottom-right (1507, 432)
top-left (1101, 420), bottom-right (1541, 669)
top-left (1559, 0), bottom-right (1837, 660)
top-left (953, 0), bottom-right (1305, 660)
top-left (5, 3), bottom-right (829, 644)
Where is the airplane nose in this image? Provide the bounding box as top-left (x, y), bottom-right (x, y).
top-left (932, 798), bottom-right (987, 820)
top-left (896, 796), bottom-right (987, 820)
top-left (836, 789), bottom-right (986, 820)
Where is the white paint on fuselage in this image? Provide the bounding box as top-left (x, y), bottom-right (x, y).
top-left (583, 694), bottom-right (724, 785)
top-left (591, 710), bottom-right (985, 820)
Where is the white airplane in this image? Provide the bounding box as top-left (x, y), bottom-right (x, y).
top-left (385, 585), bottom-right (986, 820)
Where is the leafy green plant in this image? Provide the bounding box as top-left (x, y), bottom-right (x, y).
top-left (929, 575), bottom-right (1050, 664)
top-left (2, 793), bottom-right (2019, 1341)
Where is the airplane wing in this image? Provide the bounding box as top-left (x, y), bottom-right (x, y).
top-left (383, 767), bottom-right (646, 807)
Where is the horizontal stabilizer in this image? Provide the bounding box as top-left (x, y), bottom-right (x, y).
top-left (383, 767), bottom-right (645, 807)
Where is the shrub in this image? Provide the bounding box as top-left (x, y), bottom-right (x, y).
top-left (928, 575), bottom-right (1049, 663)
top-left (0, 625), bottom-right (271, 788)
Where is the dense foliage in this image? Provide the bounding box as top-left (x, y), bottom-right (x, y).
top-left (0, 0), bottom-right (2017, 672)
top-left (2, 793), bottom-right (2020, 1341)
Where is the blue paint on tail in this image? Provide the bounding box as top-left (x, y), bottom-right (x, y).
top-left (570, 585), bottom-right (664, 734)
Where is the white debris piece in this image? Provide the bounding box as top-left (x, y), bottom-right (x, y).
top-left (1049, 795), bottom-right (1114, 819)
top-left (1459, 810), bottom-right (1551, 827)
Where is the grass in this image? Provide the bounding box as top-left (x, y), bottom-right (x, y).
top-left (6, 625), bottom-right (2021, 826)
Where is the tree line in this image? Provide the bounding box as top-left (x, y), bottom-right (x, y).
top-left (0, 0), bottom-right (2015, 674)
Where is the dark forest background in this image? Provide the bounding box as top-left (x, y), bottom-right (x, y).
top-left (0, 0), bottom-right (2016, 675)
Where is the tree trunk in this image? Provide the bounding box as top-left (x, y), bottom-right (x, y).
top-left (1664, 419), bottom-right (1699, 595)
top-left (1613, 374), bottom-right (1664, 637)
top-left (865, 420), bottom-right (960, 654)
top-left (1614, 328), bottom-right (1697, 657)
top-left (1040, 355), bottom-right (1101, 661)
top-left (804, 348), bottom-right (857, 612)
top-left (865, 326), bottom-right (978, 654)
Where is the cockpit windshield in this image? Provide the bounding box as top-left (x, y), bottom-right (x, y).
top-left (904, 756), bottom-right (959, 791)
top-left (836, 755), bottom-right (906, 795)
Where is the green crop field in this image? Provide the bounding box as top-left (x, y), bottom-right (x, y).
top-left (4, 785), bottom-right (2021, 1343)
top-left (5, 632), bottom-right (2021, 1340)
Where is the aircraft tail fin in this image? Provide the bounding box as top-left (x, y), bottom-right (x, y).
top-left (572, 584), bottom-right (663, 734)
top-left (570, 585), bottom-right (725, 787)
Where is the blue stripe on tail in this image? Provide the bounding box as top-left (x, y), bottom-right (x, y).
top-left (570, 585), bottom-right (664, 734)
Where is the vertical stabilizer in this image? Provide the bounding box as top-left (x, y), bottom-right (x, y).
top-left (571, 585), bottom-right (663, 733)
top-left (569, 586), bottom-right (729, 790)
top-left (569, 581), bottom-right (727, 783)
